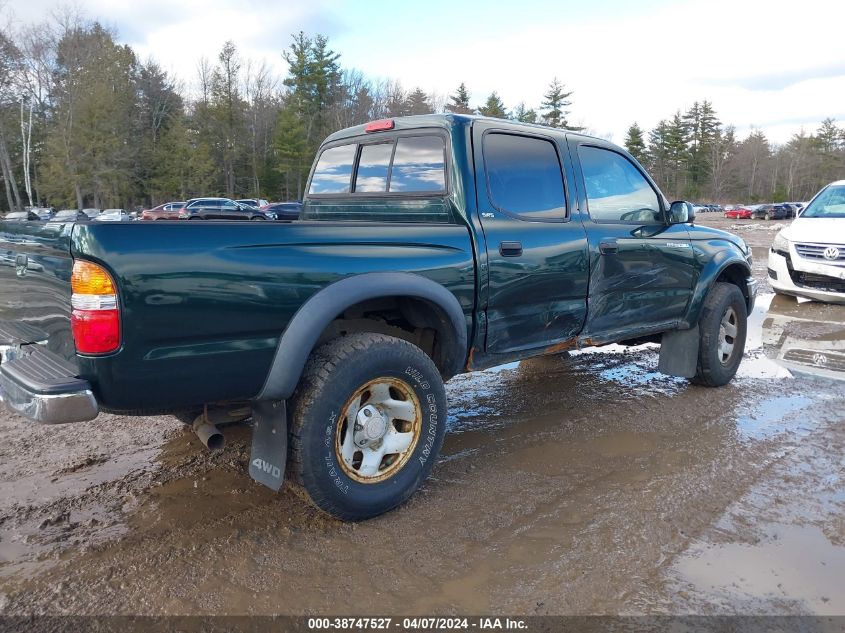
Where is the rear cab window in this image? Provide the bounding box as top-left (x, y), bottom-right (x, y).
top-left (305, 130), bottom-right (449, 222)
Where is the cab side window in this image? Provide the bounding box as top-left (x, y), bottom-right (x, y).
top-left (579, 146), bottom-right (661, 223)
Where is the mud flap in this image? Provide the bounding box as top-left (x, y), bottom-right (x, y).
top-left (658, 325), bottom-right (700, 378)
top-left (249, 400), bottom-right (287, 491)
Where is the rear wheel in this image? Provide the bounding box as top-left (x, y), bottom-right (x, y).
top-left (289, 333), bottom-right (447, 521)
top-left (764, 212), bottom-right (771, 220)
top-left (692, 282), bottom-right (747, 387)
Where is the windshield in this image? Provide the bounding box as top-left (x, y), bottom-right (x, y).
top-left (802, 185), bottom-right (845, 218)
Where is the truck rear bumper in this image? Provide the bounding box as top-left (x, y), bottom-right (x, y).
top-left (0, 347), bottom-right (98, 424)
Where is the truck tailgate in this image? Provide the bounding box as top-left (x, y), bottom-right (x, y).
top-left (0, 220), bottom-right (98, 423)
top-left (0, 220), bottom-right (76, 363)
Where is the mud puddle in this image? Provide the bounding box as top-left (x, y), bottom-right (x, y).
top-left (665, 394), bottom-right (845, 615)
top-left (674, 523), bottom-right (845, 615)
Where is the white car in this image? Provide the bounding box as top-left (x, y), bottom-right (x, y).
top-left (95, 208), bottom-right (132, 222)
top-left (768, 180), bottom-right (845, 304)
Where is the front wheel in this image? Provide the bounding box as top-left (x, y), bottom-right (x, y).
top-left (289, 333), bottom-right (447, 521)
top-left (692, 282), bottom-right (747, 387)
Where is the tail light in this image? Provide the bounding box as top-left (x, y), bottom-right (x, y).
top-left (71, 260), bottom-right (120, 354)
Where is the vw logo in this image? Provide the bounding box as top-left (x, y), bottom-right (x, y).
top-left (812, 353), bottom-right (828, 367)
top-left (823, 246), bottom-right (840, 260)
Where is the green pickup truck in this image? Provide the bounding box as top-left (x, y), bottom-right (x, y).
top-left (0, 114), bottom-right (756, 520)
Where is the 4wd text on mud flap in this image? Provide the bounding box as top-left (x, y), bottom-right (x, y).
top-left (251, 458), bottom-right (281, 479)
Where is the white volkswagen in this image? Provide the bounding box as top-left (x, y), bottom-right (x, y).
top-left (768, 180), bottom-right (845, 304)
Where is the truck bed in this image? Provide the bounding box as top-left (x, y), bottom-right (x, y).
top-left (1, 219), bottom-right (476, 412)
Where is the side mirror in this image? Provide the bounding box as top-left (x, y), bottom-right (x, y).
top-left (669, 201), bottom-right (694, 224)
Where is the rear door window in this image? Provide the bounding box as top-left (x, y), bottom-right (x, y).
top-left (309, 144), bottom-right (357, 194)
top-left (483, 132), bottom-right (566, 221)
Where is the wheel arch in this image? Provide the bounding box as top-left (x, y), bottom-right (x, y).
top-left (255, 272), bottom-right (468, 401)
top-left (684, 252), bottom-right (753, 327)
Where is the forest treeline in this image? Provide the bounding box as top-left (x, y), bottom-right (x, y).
top-left (1, 12), bottom-right (843, 212)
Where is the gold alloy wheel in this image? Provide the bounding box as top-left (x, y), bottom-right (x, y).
top-left (334, 377), bottom-right (422, 484)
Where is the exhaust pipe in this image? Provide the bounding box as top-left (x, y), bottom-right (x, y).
top-left (192, 416), bottom-right (225, 451)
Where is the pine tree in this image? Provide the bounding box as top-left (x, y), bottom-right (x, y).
top-left (647, 119), bottom-right (671, 193)
top-left (478, 92), bottom-right (507, 119)
top-left (512, 102), bottom-right (538, 124)
top-left (446, 82), bottom-right (473, 114)
top-left (683, 100), bottom-right (721, 196)
top-left (274, 104), bottom-right (310, 200)
top-left (405, 87), bottom-right (433, 115)
top-left (540, 77), bottom-right (573, 129)
top-left (624, 123), bottom-right (647, 165)
top-left (283, 32), bottom-right (343, 148)
top-left (812, 118), bottom-right (844, 184)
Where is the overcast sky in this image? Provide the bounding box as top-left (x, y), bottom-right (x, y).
top-left (4, 0), bottom-right (845, 144)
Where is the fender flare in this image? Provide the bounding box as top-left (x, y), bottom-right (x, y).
top-left (255, 272), bottom-right (468, 401)
top-left (684, 251), bottom-right (752, 327)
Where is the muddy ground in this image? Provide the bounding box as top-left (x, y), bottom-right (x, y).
top-left (0, 215), bottom-right (843, 616)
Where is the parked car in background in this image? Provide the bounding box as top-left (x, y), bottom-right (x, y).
top-left (141, 202), bottom-right (186, 221)
top-left (752, 204), bottom-right (789, 220)
top-left (30, 207), bottom-right (54, 220)
top-left (49, 209), bottom-right (89, 223)
top-left (237, 198), bottom-right (269, 209)
top-left (260, 202), bottom-right (302, 221)
top-left (178, 198), bottom-right (270, 221)
top-left (3, 211), bottom-right (40, 222)
top-left (773, 203), bottom-right (796, 219)
top-left (790, 202), bottom-right (806, 216)
top-left (768, 180), bottom-right (845, 304)
top-left (95, 209), bottom-right (133, 222)
top-left (725, 206), bottom-right (753, 219)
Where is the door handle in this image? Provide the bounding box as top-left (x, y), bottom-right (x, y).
top-left (599, 239), bottom-right (619, 255)
top-left (499, 241), bottom-right (523, 257)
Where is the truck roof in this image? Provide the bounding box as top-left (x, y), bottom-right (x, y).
top-left (323, 113), bottom-right (604, 146)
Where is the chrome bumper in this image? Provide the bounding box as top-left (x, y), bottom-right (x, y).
top-left (0, 348), bottom-right (99, 424)
top-left (0, 374), bottom-right (98, 424)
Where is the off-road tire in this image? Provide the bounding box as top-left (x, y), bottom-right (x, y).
top-left (288, 333), bottom-right (447, 521)
top-left (692, 282), bottom-right (747, 387)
